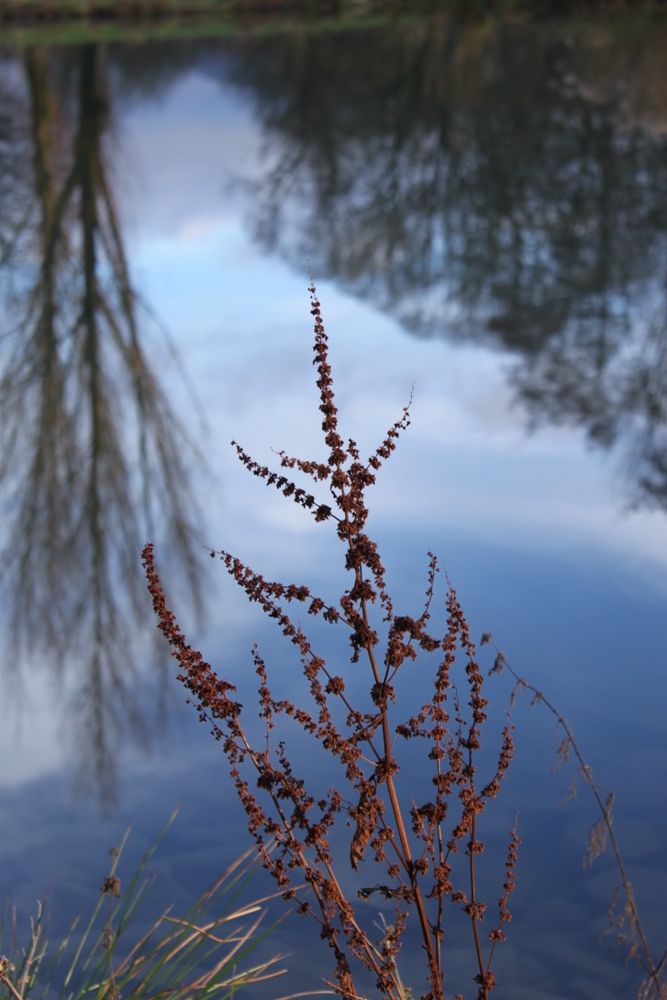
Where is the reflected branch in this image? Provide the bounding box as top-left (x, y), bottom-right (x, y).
top-left (229, 17), bottom-right (667, 513)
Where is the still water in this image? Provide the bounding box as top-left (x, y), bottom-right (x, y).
top-left (0, 14), bottom-right (666, 1000)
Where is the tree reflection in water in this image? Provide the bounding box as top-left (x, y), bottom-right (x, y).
top-left (0, 45), bottom-right (203, 800)
top-left (2, 15), bottom-right (667, 797)
top-left (226, 15), bottom-right (667, 511)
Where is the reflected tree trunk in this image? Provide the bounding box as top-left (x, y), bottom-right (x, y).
top-left (0, 44), bottom-right (204, 801)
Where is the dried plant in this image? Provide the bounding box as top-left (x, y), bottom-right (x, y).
top-left (483, 635), bottom-right (667, 1000)
top-left (143, 279), bottom-right (520, 1000)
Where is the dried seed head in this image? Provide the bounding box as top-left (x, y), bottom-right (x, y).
top-left (0, 957), bottom-right (15, 981)
top-left (101, 877), bottom-right (121, 898)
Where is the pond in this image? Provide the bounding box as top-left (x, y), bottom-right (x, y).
top-left (0, 12), bottom-right (666, 1000)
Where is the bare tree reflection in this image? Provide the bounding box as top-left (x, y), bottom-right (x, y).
top-left (4, 19), bottom-right (667, 795)
top-left (513, 295), bottom-right (667, 512)
top-left (227, 16), bottom-right (667, 511)
top-left (0, 45), bottom-right (203, 800)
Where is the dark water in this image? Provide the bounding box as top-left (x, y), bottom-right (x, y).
top-left (0, 14), bottom-right (666, 1000)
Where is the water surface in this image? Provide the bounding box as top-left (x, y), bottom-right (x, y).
top-left (0, 16), bottom-right (665, 1000)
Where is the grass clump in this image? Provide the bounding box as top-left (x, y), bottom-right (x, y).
top-left (0, 814), bottom-right (292, 1000)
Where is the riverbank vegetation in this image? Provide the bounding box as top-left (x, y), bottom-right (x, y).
top-left (1, 0), bottom-right (665, 49)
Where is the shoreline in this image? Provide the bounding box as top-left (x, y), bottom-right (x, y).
top-left (0, 0), bottom-right (665, 48)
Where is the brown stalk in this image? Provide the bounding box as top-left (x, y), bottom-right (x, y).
top-left (342, 484), bottom-right (438, 979)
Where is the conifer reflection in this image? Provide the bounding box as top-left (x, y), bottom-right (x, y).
top-left (0, 46), bottom-right (202, 799)
top-left (230, 17), bottom-right (667, 510)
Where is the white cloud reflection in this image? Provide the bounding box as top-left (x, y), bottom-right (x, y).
top-left (117, 71), bottom-right (667, 584)
top-left (3, 60), bottom-right (665, 810)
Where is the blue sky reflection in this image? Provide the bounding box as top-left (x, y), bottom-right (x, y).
top-left (0, 52), bottom-right (665, 1000)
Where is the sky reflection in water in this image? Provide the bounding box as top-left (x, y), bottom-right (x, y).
top-left (0, 23), bottom-right (665, 1000)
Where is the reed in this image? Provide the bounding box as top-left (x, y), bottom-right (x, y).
top-left (142, 278), bottom-right (522, 1000)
